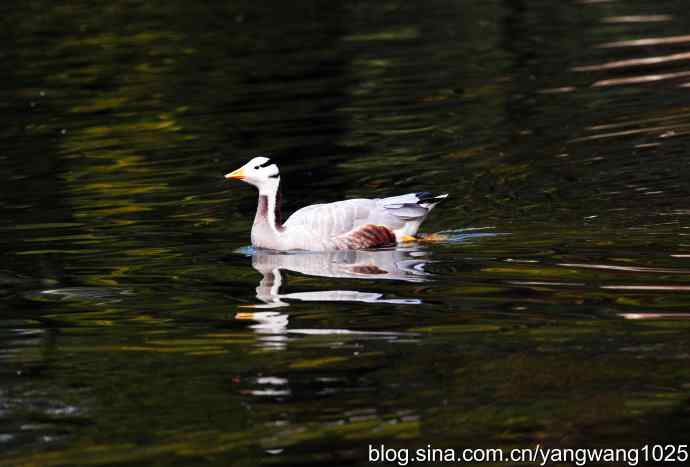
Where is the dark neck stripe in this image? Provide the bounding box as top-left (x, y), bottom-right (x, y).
top-left (257, 195), bottom-right (269, 218)
top-left (256, 181), bottom-right (284, 232)
top-left (274, 180), bottom-right (284, 231)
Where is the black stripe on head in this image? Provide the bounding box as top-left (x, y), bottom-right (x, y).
top-left (258, 158), bottom-right (273, 169)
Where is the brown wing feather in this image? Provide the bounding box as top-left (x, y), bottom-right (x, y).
top-left (334, 224), bottom-right (396, 250)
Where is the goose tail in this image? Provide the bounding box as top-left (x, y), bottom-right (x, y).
top-left (415, 192), bottom-right (448, 208)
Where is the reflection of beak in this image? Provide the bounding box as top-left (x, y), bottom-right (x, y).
top-left (225, 166), bottom-right (245, 180)
top-left (235, 312), bottom-right (257, 319)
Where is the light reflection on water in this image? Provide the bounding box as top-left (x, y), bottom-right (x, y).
top-left (2, 0), bottom-right (690, 466)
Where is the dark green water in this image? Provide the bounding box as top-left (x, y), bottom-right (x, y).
top-left (2, 0), bottom-right (690, 465)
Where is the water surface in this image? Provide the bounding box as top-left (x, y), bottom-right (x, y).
top-left (2, 0), bottom-right (690, 465)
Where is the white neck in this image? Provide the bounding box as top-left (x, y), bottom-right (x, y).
top-left (255, 177), bottom-right (283, 234)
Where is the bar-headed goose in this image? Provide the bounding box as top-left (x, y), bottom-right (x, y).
top-left (225, 156), bottom-right (447, 251)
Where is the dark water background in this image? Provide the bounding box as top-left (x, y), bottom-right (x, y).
top-left (2, 0), bottom-right (690, 465)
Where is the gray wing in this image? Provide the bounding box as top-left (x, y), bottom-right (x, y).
top-left (377, 192), bottom-right (448, 221)
top-left (284, 199), bottom-right (389, 237)
top-left (378, 193), bottom-right (431, 220)
top-left (284, 193), bottom-right (447, 238)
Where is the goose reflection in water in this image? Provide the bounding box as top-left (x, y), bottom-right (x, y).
top-left (234, 247), bottom-right (430, 348)
top-left (250, 247), bottom-right (429, 307)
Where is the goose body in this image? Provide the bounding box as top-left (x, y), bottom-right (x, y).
top-left (226, 157), bottom-right (447, 251)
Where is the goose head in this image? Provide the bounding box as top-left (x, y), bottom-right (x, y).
top-left (225, 156), bottom-right (280, 191)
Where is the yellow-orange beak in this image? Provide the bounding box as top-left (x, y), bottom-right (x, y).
top-left (224, 166), bottom-right (245, 180)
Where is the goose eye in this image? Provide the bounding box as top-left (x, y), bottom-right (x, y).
top-left (254, 166), bottom-right (260, 170)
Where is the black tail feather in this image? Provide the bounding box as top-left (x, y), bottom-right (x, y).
top-left (416, 192), bottom-right (449, 205)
